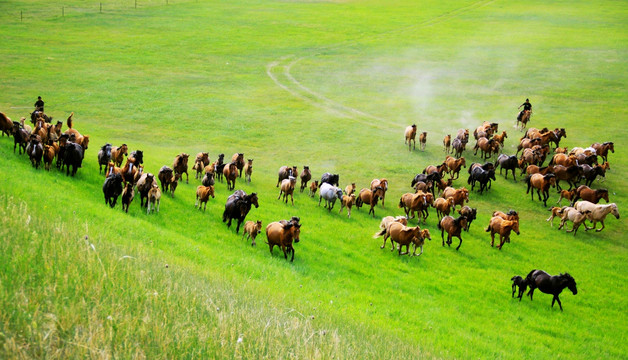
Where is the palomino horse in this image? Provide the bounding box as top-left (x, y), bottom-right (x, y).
top-left (525, 270), bottom-right (577, 311)
top-left (574, 201), bottom-right (620, 232)
top-left (517, 109), bottom-right (531, 130)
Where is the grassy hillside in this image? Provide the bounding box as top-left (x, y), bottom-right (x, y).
top-left (0, 0), bottom-right (626, 358)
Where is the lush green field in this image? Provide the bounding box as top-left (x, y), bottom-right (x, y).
top-left (0, 0), bottom-right (626, 358)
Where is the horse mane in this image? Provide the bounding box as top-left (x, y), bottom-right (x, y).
top-left (560, 273), bottom-right (575, 283)
top-left (100, 143), bottom-right (111, 151)
top-left (597, 188), bottom-right (608, 194)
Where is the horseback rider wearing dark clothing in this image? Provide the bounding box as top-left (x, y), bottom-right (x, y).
top-left (34, 96), bottom-right (44, 112)
top-left (517, 98), bottom-right (532, 121)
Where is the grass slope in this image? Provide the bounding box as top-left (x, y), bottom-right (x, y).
top-left (0, 0), bottom-right (626, 358)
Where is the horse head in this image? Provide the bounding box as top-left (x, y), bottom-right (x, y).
top-left (249, 193), bottom-right (259, 208)
top-left (561, 273), bottom-right (577, 295)
top-left (335, 188), bottom-right (343, 200)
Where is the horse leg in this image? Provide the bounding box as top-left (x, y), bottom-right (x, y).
top-left (455, 235), bottom-right (462, 251)
top-left (290, 246), bottom-right (295, 262)
top-left (441, 229), bottom-right (445, 247)
top-left (596, 221), bottom-right (605, 232)
top-left (498, 235), bottom-right (505, 250)
top-left (555, 295), bottom-right (563, 311)
top-left (278, 190), bottom-right (283, 200)
top-left (235, 219), bottom-right (243, 233)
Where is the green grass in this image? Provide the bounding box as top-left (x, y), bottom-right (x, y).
top-left (0, 0), bottom-right (626, 358)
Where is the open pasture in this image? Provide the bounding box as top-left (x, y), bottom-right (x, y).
top-left (0, 0), bottom-right (626, 358)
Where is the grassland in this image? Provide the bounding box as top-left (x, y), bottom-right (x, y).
top-left (0, 0), bottom-right (626, 358)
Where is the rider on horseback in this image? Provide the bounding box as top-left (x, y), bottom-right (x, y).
top-left (517, 98), bottom-right (532, 121)
top-left (34, 96), bottom-right (44, 112)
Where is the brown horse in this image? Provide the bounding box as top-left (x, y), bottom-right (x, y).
top-left (374, 216), bottom-right (408, 241)
top-left (445, 156), bottom-right (466, 180)
top-left (418, 132), bottom-right (427, 151)
top-left (243, 159), bottom-right (254, 184)
top-left (356, 187), bottom-right (385, 217)
top-left (309, 180), bottom-right (319, 197)
top-left (434, 197), bottom-right (455, 220)
top-left (424, 163), bottom-right (448, 178)
top-left (438, 215), bottom-right (468, 250)
top-left (591, 142), bottom-right (614, 162)
top-left (193, 152), bottom-right (210, 180)
top-left (387, 222), bottom-right (431, 257)
top-left (485, 217), bottom-right (520, 250)
top-left (299, 165), bottom-right (311, 192)
top-left (452, 137), bottom-right (466, 158)
top-left (173, 153), bottom-right (190, 184)
top-left (243, 220), bottom-right (263, 247)
top-left (277, 165), bottom-right (297, 187)
top-left (517, 109), bottom-right (531, 130)
top-left (572, 185), bottom-right (609, 205)
top-left (266, 221), bottom-right (301, 262)
top-left (370, 178), bottom-right (388, 208)
top-left (405, 124), bottom-right (417, 151)
top-left (195, 185), bottom-right (215, 211)
top-left (525, 173), bottom-right (556, 206)
top-left (278, 176), bottom-right (297, 205)
top-left (440, 187), bottom-right (469, 209)
top-left (223, 162), bottom-right (238, 190)
top-left (398, 192), bottom-right (429, 223)
top-left (111, 144), bottom-right (128, 167)
top-left (443, 134), bottom-right (451, 154)
top-left (492, 131), bottom-right (507, 147)
top-left (231, 153), bottom-right (245, 178)
top-left (121, 157), bottom-right (138, 185)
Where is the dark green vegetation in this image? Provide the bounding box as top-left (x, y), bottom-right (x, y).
top-left (0, 0), bottom-right (626, 358)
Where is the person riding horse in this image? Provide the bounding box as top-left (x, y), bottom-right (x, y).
top-left (34, 96), bottom-right (44, 112)
top-left (517, 98), bottom-right (532, 121)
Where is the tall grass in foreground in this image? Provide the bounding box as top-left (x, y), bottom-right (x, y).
top-left (0, 194), bottom-right (432, 359)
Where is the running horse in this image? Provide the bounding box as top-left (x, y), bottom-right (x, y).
top-left (517, 110), bottom-right (531, 131)
top-left (525, 270), bottom-right (577, 311)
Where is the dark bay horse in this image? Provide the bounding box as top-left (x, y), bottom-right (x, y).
top-left (525, 270), bottom-right (577, 311)
top-left (222, 190), bottom-right (259, 233)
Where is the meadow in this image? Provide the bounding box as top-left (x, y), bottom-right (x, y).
top-left (0, 0), bottom-right (626, 358)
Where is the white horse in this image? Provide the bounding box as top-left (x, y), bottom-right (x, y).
top-left (318, 183), bottom-right (343, 211)
top-left (574, 201), bottom-right (620, 232)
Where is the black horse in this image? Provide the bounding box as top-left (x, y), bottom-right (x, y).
top-left (103, 173), bottom-right (124, 208)
top-left (222, 190), bottom-right (259, 233)
top-left (411, 172), bottom-right (441, 189)
top-left (11, 121), bottom-right (29, 154)
top-left (495, 154), bottom-right (519, 181)
top-left (215, 153), bottom-right (225, 182)
top-left (525, 270), bottom-right (577, 311)
top-left (130, 150), bottom-right (144, 166)
top-left (467, 167), bottom-right (495, 194)
top-left (98, 143), bottom-right (112, 174)
top-left (63, 142), bottom-right (84, 176)
top-left (320, 172), bottom-right (339, 187)
top-left (580, 164), bottom-right (605, 187)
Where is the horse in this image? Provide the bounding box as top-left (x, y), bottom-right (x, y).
top-left (492, 131), bottom-right (507, 147)
top-left (579, 164), bottom-right (605, 187)
top-left (467, 167), bottom-right (496, 194)
top-left (103, 173), bottom-right (124, 208)
top-left (516, 109), bottom-right (531, 130)
top-left (193, 152), bottom-right (210, 179)
top-left (495, 154), bottom-right (519, 181)
top-left (266, 221), bottom-right (301, 262)
top-left (445, 156), bottom-right (466, 180)
top-left (574, 201), bottom-right (619, 232)
top-left (411, 172), bottom-right (441, 196)
top-left (111, 144), bottom-right (128, 167)
top-left (146, 184), bottom-right (161, 215)
top-left (356, 187), bottom-right (384, 217)
top-left (434, 197), bottom-right (455, 220)
top-left (370, 178), bottom-right (388, 207)
top-left (339, 194), bottom-right (356, 218)
top-left (98, 143), bottom-right (112, 174)
top-left (278, 177), bottom-right (297, 205)
top-left (345, 183), bottom-right (356, 196)
top-left (443, 134), bottom-right (451, 154)
top-left (423, 163), bottom-right (448, 177)
top-left (572, 185), bottom-right (609, 205)
top-left (63, 142), bottom-right (84, 177)
top-left (452, 137), bottom-right (466, 158)
top-left (557, 207), bottom-right (591, 235)
top-left (320, 172), bottom-right (339, 186)
top-left (43, 143), bottom-right (56, 171)
top-left (120, 157), bottom-right (138, 186)
top-left (309, 180), bottom-right (319, 197)
top-left (230, 153), bottom-right (245, 178)
top-left (440, 187), bottom-right (469, 209)
top-left (556, 189), bottom-right (576, 205)
top-left (438, 215), bottom-right (468, 251)
top-left (546, 206), bottom-right (564, 227)
top-left (27, 135), bottom-right (43, 169)
top-left (121, 182), bottom-right (134, 213)
top-left (591, 142), bottom-right (614, 162)
top-left (299, 166), bottom-right (311, 192)
top-left (398, 192), bottom-right (429, 223)
top-left (173, 153), bottom-right (190, 184)
top-left (458, 206), bottom-right (477, 231)
top-left (318, 183), bottom-right (343, 211)
top-left (373, 216), bottom-right (408, 240)
top-left (511, 276), bottom-right (527, 301)
top-left (243, 220), bottom-right (263, 247)
top-left (158, 166), bottom-right (178, 196)
top-left (277, 165), bottom-right (297, 186)
top-left (405, 124), bottom-right (417, 151)
top-left (223, 190), bottom-right (259, 233)
top-left (418, 132), bottom-right (427, 151)
top-left (11, 121), bottom-right (29, 155)
top-left (130, 150), bottom-right (143, 166)
top-left (551, 165), bottom-right (582, 191)
top-left (474, 137), bottom-right (499, 160)
top-left (136, 173), bottom-right (157, 208)
top-left (388, 223), bottom-right (431, 257)
top-left (215, 154), bottom-right (225, 182)
top-left (0, 112), bottom-right (12, 137)
top-left (525, 270), bottom-right (577, 311)
top-left (242, 159), bottom-right (254, 184)
top-left (485, 217), bottom-right (520, 250)
top-left (223, 162), bottom-right (238, 190)
top-left (195, 185), bottom-right (215, 211)
top-left (525, 173), bottom-right (555, 206)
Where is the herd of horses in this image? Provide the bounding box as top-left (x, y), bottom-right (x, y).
top-left (2, 106), bottom-right (621, 311)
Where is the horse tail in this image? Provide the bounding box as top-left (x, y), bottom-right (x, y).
top-left (437, 220), bottom-right (442, 230)
top-left (525, 270), bottom-right (537, 284)
top-left (67, 112), bottom-right (74, 129)
top-left (373, 228), bottom-right (386, 239)
top-left (222, 210), bottom-right (227, 223)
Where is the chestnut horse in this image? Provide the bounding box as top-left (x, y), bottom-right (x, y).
top-left (405, 124), bottom-right (417, 151)
top-left (223, 162), bottom-right (238, 190)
